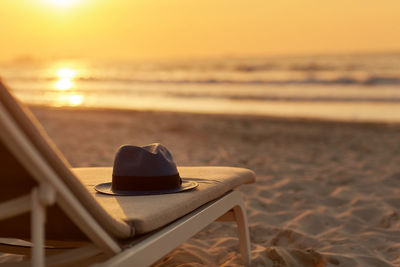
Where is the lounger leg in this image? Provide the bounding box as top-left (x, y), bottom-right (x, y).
top-left (233, 203), bottom-right (251, 266)
top-left (32, 188), bottom-right (46, 267)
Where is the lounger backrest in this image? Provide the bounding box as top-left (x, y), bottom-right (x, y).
top-left (0, 80), bottom-right (132, 241)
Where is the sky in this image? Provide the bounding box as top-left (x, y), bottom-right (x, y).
top-left (1, 0), bottom-right (400, 62)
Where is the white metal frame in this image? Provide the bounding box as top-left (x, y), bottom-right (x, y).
top-left (95, 190), bottom-right (251, 267)
top-left (0, 97), bottom-right (252, 266)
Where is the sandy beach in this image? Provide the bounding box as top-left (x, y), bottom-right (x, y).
top-left (5, 106), bottom-right (400, 266)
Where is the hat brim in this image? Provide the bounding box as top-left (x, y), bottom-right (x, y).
top-left (94, 179), bottom-right (198, 196)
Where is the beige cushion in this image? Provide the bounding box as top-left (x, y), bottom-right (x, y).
top-left (73, 166), bottom-right (255, 235)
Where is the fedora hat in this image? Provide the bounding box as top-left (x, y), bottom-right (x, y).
top-left (94, 143), bottom-right (198, 196)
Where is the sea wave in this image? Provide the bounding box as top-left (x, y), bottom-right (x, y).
top-left (11, 86), bottom-right (400, 103)
top-left (5, 75), bottom-right (400, 86)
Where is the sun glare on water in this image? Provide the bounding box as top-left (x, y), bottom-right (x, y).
top-left (51, 66), bottom-right (84, 106)
top-left (55, 79), bottom-right (74, 90)
top-left (54, 67), bottom-right (76, 90)
top-left (68, 94), bottom-right (83, 106)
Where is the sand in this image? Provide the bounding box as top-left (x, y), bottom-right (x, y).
top-left (4, 106), bottom-right (400, 266)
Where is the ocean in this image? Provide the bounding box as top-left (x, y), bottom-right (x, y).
top-left (1, 53), bottom-right (400, 122)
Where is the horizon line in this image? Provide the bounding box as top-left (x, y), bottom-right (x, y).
top-left (2, 49), bottom-right (400, 65)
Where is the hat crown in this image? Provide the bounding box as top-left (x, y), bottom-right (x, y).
top-left (112, 143), bottom-right (178, 177)
top-left (95, 143), bottom-right (198, 195)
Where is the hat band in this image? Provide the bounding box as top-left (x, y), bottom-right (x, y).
top-left (112, 174), bottom-right (182, 192)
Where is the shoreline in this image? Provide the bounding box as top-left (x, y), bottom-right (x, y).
top-left (28, 104), bottom-right (400, 128)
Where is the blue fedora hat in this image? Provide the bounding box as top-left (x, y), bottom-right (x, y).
top-left (94, 143), bottom-right (198, 196)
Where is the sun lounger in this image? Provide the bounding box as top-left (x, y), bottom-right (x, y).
top-left (0, 80), bottom-right (256, 266)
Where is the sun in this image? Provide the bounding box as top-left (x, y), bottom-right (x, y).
top-left (47, 0), bottom-right (79, 8)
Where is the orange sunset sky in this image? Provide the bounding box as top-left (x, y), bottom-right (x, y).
top-left (1, 0), bottom-right (400, 62)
